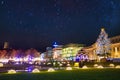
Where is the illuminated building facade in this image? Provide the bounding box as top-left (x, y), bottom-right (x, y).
top-left (46, 47), bottom-right (53, 58)
top-left (84, 29), bottom-right (120, 60)
top-left (62, 44), bottom-right (84, 60)
top-left (53, 45), bottom-right (62, 60)
top-left (52, 43), bottom-right (84, 61)
top-left (110, 35), bottom-right (120, 58)
top-left (83, 44), bottom-right (97, 60)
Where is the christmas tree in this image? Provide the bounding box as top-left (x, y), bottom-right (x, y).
top-left (96, 28), bottom-right (111, 57)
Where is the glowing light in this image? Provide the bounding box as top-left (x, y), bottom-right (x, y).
top-left (115, 65), bottom-right (120, 68)
top-left (59, 63), bottom-right (63, 66)
top-left (109, 64), bottom-right (115, 67)
top-left (26, 66), bottom-right (33, 72)
top-left (0, 59), bottom-right (8, 63)
top-left (74, 62), bottom-right (79, 67)
top-left (32, 68), bottom-right (40, 73)
top-left (48, 68), bottom-right (55, 72)
top-left (101, 28), bottom-right (105, 32)
top-left (0, 63), bottom-right (3, 67)
top-left (66, 67), bottom-right (72, 70)
top-left (67, 63), bottom-right (70, 67)
top-left (40, 53), bottom-right (44, 61)
top-left (53, 62), bottom-right (56, 66)
top-left (94, 64), bottom-right (98, 67)
top-left (97, 65), bottom-right (104, 68)
top-left (96, 28), bottom-right (110, 57)
top-left (67, 62), bottom-right (70, 64)
top-left (82, 65), bottom-right (88, 69)
top-left (8, 69), bottom-right (16, 74)
top-left (32, 58), bottom-right (40, 61)
top-left (47, 62), bottom-right (52, 65)
top-left (53, 42), bottom-right (58, 48)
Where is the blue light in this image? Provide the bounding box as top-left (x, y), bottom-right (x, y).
top-left (53, 42), bottom-right (58, 48)
top-left (27, 66), bottom-right (33, 72)
top-left (28, 68), bottom-right (32, 72)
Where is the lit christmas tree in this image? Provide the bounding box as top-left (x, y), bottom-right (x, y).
top-left (96, 28), bottom-right (111, 57)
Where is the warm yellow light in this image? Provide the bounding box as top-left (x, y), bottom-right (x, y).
top-left (115, 65), bottom-right (120, 68)
top-left (32, 68), bottom-right (40, 73)
top-left (66, 67), bottom-right (72, 70)
top-left (59, 63), bottom-right (63, 66)
top-left (67, 63), bottom-right (70, 67)
top-left (48, 68), bottom-right (55, 72)
top-left (101, 28), bottom-right (105, 32)
top-left (109, 64), bottom-right (115, 67)
top-left (82, 65), bottom-right (88, 69)
top-left (0, 63), bottom-right (3, 67)
top-left (74, 62), bottom-right (79, 67)
top-left (8, 69), bottom-right (16, 74)
top-left (47, 62), bottom-right (52, 65)
top-left (94, 64), bottom-right (98, 67)
top-left (97, 65), bottom-right (104, 68)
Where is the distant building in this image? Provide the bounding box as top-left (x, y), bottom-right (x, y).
top-left (62, 43), bottom-right (84, 60)
top-left (46, 47), bottom-right (53, 58)
top-left (53, 45), bottom-right (63, 60)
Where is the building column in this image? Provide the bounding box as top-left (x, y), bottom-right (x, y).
top-left (115, 47), bottom-right (118, 58)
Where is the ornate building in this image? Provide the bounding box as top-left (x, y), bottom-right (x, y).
top-left (83, 44), bottom-right (97, 60)
top-left (84, 29), bottom-right (120, 60)
top-left (110, 35), bottom-right (120, 58)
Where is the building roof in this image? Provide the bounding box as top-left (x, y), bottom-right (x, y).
top-left (110, 35), bottom-right (120, 43)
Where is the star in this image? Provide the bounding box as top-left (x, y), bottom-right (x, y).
top-left (1, 1), bottom-right (4, 5)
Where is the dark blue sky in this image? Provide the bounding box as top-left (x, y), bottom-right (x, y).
top-left (0, 0), bottom-right (120, 51)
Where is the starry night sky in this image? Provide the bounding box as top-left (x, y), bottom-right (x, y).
top-left (0, 0), bottom-right (120, 51)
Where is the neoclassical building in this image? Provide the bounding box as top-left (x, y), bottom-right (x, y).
top-left (83, 44), bottom-right (97, 60)
top-left (84, 29), bottom-right (120, 60)
top-left (110, 35), bottom-right (120, 58)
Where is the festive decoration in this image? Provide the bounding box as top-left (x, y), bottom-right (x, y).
top-left (82, 65), bottom-right (88, 69)
top-left (74, 62), bottom-right (79, 67)
top-left (8, 69), bottom-right (16, 74)
top-left (109, 64), bottom-right (115, 67)
top-left (66, 67), bottom-right (72, 70)
top-left (94, 64), bottom-right (98, 67)
top-left (115, 65), bottom-right (120, 68)
top-left (32, 68), bottom-right (40, 73)
top-left (97, 65), bottom-right (104, 68)
top-left (96, 28), bottom-right (111, 57)
top-left (0, 63), bottom-right (3, 67)
top-left (48, 68), bottom-right (55, 72)
top-left (75, 53), bottom-right (88, 62)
